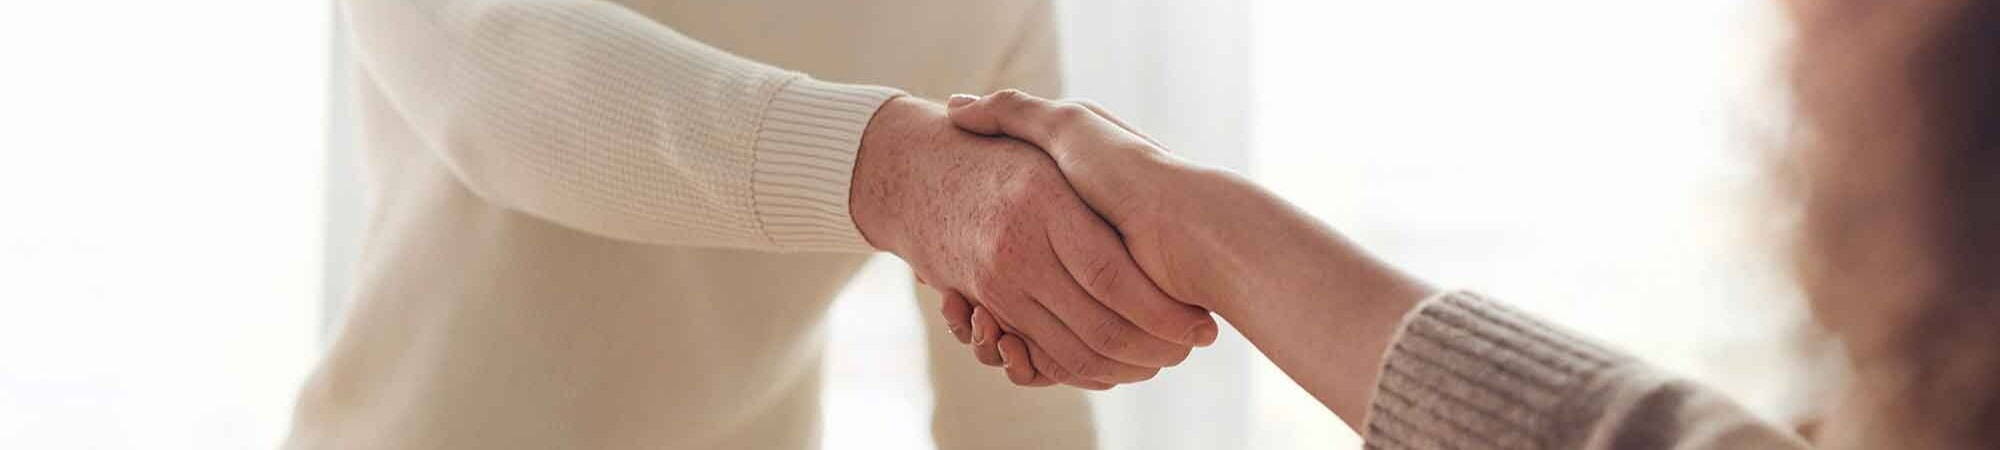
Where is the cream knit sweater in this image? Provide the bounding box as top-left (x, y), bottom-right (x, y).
top-left (293, 0), bottom-right (1087, 448)
top-left (340, 0), bottom-right (895, 252)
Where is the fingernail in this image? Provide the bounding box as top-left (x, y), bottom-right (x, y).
top-left (1186, 322), bottom-right (1219, 347)
top-left (947, 94), bottom-right (978, 107)
top-left (997, 349), bottom-right (1011, 367)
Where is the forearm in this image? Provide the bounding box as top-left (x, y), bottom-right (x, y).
top-left (937, 90), bottom-right (1425, 399)
top-left (345, 0), bottom-right (899, 251)
top-left (940, 90), bottom-right (1803, 445)
top-left (1156, 166), bottom-right (1434, 430)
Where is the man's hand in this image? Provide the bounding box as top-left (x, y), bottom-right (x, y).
top-left (940, 91), bottom-right (1240, 310)
top-left (849, 97), bottom-right (1218, 389)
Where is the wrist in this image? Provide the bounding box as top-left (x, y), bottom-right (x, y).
top-left (1165, 167), bottom-right (1430, 318)
top-left (1122, 165), bottom-right (1261, 308)
top-left (849, 96), bottom-right (940, 254)
top-left (1062, 140), bottom-right (1193, 230)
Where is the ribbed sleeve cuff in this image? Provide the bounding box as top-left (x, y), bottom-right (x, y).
top-left (1363, 291), bottom-right (1634, 449)
top-left (749, 76), bottom-right (904, 252)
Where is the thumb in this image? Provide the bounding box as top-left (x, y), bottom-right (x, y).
top-left (944, 89), bottom-right (1069, 147)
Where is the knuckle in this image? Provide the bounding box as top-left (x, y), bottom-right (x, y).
top-left (1088, 317), bottom-right (1133, 356)
top-left (1050, 103), bottom-right (1093, 122)
top-left (1069, 357), bottom-right (1107, 381)
top-left (991, 89), bottom-right (1031, 106)
top-left (1057, 347), bottom-right (1117, 380)
top-left (975, 234), bottom-right (1024, 269)
top-left (1079, 256), bottom-right (1122, 298)
top-left (975, 235), bottom-right (1004, 260)
top-left (997, 175), bottom-right (1039, 203)
top-left (987, 176), bottom-right (1037, 212)
top-left (1041, 104), bottom-right (1092, 133)
top-left (1028, 359), bottom-right (1065, 383)
top-left (1042, 370), bottom-right (1073, 386)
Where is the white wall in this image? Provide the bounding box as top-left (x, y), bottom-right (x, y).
top-left (0, 2), bottom-right (329, 448)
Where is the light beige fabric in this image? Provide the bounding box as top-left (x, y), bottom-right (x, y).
top-left (1366, 292), bottom-right (1812, 449)
top-left (290, 0), bottom-right (1087, 448)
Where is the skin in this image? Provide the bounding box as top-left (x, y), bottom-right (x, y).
top-left (847, 96), bottom-right (1221, 388)
top-left (939, 91), bottom-right (1437, 429)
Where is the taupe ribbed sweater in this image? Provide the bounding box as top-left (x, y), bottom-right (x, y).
top-left (1367, 291), bottom-right (1813, 449)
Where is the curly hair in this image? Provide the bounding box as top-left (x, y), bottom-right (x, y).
top-left (1790, 1), bottom-right (1999, 447)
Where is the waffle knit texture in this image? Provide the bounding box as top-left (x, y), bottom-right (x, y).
top-left (1364, 291), bottom-right (1810, 449)
top-left (345, 0), bottom-right (901, 252)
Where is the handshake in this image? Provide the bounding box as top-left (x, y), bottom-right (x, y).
top-left (850, 90), bottom-right (1247, 389)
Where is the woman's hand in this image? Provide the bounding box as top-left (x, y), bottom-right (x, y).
top-left (939, 91), bottom-right (1434, 428)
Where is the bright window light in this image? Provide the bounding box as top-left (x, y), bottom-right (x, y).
top-left (0, 3), bottom-right (327, 448)
top-left (1250, 1), bottom-right (1801, 447)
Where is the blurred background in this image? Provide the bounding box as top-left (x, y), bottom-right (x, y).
top-left (0, 0), bottom-right (1802, 448)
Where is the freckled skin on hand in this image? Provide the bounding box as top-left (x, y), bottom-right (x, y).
top-left (849, 97), bottom-right (1211, 387)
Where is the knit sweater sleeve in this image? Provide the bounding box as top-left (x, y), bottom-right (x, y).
top-left (1363, 291), bottom-right (1811, 450)
top-left (342, 0), bottom-right (902, 252)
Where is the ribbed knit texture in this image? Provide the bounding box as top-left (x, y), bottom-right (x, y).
top-left (1365, 291), bottom-right (1630, 449)
top-left (753, 78), bottom-right (902, 251)
top-left (344, 0), bottom-right (900, 252)
top-left (1364, 291), bottom-right (1808, 450)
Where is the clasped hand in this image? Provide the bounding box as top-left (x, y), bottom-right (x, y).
top-left (938, 90), bottom-right (1239, 388)
top-left (850, 96), bottom-right (1217, 389)
top-left (851, 90), bottom-right (1237, 389)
